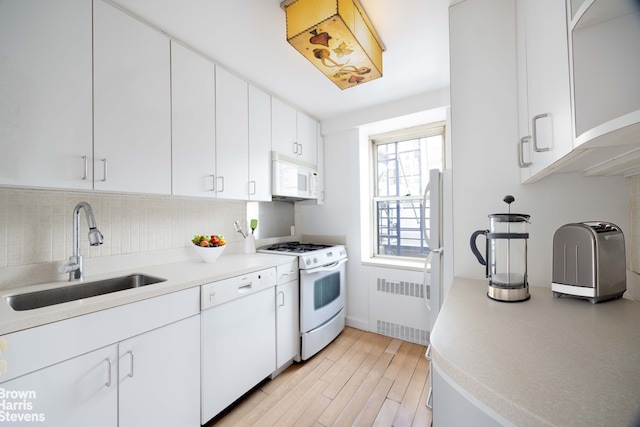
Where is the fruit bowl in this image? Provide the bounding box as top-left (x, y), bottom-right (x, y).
top-left (193, 244), bottom-right (226, 263)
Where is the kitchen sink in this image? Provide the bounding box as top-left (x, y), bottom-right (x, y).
top-left (5, 274), bottom-right (167, 311)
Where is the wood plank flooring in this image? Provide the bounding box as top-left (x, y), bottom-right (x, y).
top-left (205, 327), bottom-right (432, 427)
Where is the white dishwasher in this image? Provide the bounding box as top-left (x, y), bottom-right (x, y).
top-left (200, 268), bottom-right (277, 424)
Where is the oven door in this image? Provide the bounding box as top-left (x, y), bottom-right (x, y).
top-left (299, 258), bottom-right (347, 334)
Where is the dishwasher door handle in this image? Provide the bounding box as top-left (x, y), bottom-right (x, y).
top-left (238, 282), bottom-right (253, 293)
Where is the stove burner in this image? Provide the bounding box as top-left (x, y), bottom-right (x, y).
top-left (260, 242), bottom-right (332, 253)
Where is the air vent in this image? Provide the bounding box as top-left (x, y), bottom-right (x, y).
top-left (376, 278), bottom-right (425, 299)
top-left (376, 320), bottom-right (429, 346)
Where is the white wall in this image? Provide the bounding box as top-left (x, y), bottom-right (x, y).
top-left (449, 0), bottom-right (629, 289)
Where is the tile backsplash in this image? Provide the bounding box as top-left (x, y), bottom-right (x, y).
top-left (0, 188), bottom-right (246, 286)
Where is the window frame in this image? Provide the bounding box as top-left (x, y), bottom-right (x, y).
top-left (370, 122), bottom-right (446, 262)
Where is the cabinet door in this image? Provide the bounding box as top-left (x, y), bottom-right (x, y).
top-left (0, 0), bottom-right (92, 190)
top-left (276, 279), bottom-right (300, 368)
top-left (171, 41), bottom-right (216, 197)
top-left (516, 0), bottom-right (532, 183)
top-left (520, 0), bottom-right (572, 179)
top-left (93, 0), bottom-right (171, 194)
top-left (272, 97), bottom-right (298, 157)
top-left (119, 315), bottom-right (200, 427)
top-left (215, 67), bottom-right (249, 200)
top-left (0, 345), bottom-right (117, 427)
top-left (296, 111), bottom-right (318, 165)
top-left (248, 85), bottom-right (272, 201)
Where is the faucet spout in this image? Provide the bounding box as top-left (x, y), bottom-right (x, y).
top-left (61, 202), bottom-right (104, 281)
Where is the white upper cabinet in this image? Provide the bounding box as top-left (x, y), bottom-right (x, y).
top-left (93, 0), bottom-right (171, 194)
top-left (0, 0), bottom-right (93, 190)
top-left (569, 0), bottom-right (640, 151)
top-left (248, 85), bottom-right (272, 201)
top-left (271, 97), bottom-right (319, 166)
top-left (516, 0), bottom-right (572, 182)
top-left (171, 41), bottom-right (217, 198)
top-left (271, 97), bottom-right (298, 158)
top-left (296, 111), bottom-right (319, 166)
top-left (518, 0), bottom-right (640, 180)
top-left (215, 67), bottom-right (249, 200)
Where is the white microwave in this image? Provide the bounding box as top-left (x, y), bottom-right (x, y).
top-left (272, 152), bottom-right (319, 200)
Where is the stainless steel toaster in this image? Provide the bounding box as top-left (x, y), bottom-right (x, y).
top-left (551, 221), bottom-right (626, 303)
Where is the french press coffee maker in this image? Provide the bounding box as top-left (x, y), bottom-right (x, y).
top-left (470, 195), bottom-right (530, 302)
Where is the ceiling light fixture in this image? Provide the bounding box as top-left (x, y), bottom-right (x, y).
top-left (281, 0), bottom-right (386, 90)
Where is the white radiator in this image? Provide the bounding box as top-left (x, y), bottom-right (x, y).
top-left (373, 278), bottom-right (429, 346)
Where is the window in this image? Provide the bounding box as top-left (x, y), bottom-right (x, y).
top-left (372, 123), bottom-right (445, 259)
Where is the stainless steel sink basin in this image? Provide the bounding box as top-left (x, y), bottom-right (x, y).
top-left (5, 274), bottom-right (166, 311)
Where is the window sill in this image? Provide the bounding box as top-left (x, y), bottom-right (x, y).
top-left (361, 257), bottom-right (428, 273)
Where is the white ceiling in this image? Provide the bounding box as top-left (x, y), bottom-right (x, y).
top-left (108, 0), bottom-right (451, 122)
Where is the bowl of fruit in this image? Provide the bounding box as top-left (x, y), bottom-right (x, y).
top-left (192, 234), bottom-right (227, 263)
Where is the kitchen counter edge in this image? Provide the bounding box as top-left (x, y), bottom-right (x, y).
top-left (430, 277), bottom-right (640, 427)
top-left (0, 252), bottom-right (297, 336)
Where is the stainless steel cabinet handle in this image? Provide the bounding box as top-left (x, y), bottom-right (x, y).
top-left (82, 156), bottom-right (88, 180)
top-left (126, 350), bottom-right (134, 378)
top-left (298, 144), bottom-right (303, 156)
top-left (532, 113), bottom-right (550, 152)
top-left (217, 176), bottom-right (225, 193)
top-left (278, 291), bottom-right (285, 307)
top-left (292, 142), bottom-right (298, 155)
top-left (426, 387), bottom-right (433, 411)
top-left (249, 180), bottom-right (256, 195)
top-left (425, 344), bottom-right (432, 361)
top-left (101, 159), bottom-right (108, 182)
top-left (104, 358), bottom-right (112, 387)
top-left (518, 136), bottom-right (532, 168)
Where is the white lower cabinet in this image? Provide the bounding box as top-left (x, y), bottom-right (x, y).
top-left (0, 316), bottom-right (199, 427)
top-left (0, 345), bottom-right (118, 427)
top-left (275, 260), bottom-right (300, 370)
top-left (118, 315), bottom-right (200, 427)
top-left (432, 362), bottom-right (503, 427)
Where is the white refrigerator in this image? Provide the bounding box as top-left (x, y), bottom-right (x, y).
top-left (423, 168), bottom-right (452, 333)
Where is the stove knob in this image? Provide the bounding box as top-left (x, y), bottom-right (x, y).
top-left (306, 259), bottom-right (311, 265)
top-left (313, 257), bottom-right (318, 265)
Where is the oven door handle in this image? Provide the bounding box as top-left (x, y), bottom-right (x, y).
top-left (301, 258), bottom-right (348, 275)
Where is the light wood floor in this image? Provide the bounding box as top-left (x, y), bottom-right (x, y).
top-left (205, 327), bottom-right (432, 427)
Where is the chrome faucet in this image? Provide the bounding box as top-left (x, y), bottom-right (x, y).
top-left (59, 202), bottom-right (104, 281)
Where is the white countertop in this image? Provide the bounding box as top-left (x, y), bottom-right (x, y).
top-left (0, 252), bottom-right (296, 336)
top-left (430, 277), bottom-right (640, 427)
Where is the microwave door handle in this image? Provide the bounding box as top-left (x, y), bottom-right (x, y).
top-left (301, 258), bottom-right (348, 275)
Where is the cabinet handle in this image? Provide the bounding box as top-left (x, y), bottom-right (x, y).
top-left (298, 144), bottom-right (303, 156)
top-left (518, 137), bottom-right (532, 168)
top-left (292, 142), bottom-right (298, 155)
top-left (101, 159), bottom-right (108, 182)
top-left (426, 386), bottom-right (433, 411)
top-left (425, 344), bottom-right (432, 361)
top-left (104, 358), bottom-right (112, 387)
top-left (532, 113), bottom-right (550, 152)
top-left (82, 156), bottom-right (88, 180)
top-left (217, 176), bottom-right (225, 193)
top-left (278, 290), bottom-right (285, 307)
top-left (249, 180), bottom-right (256, 195)
top-left (207, 175), bottom-right (216, 192)
top-left (126, 350), bottom-right (134, 378)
